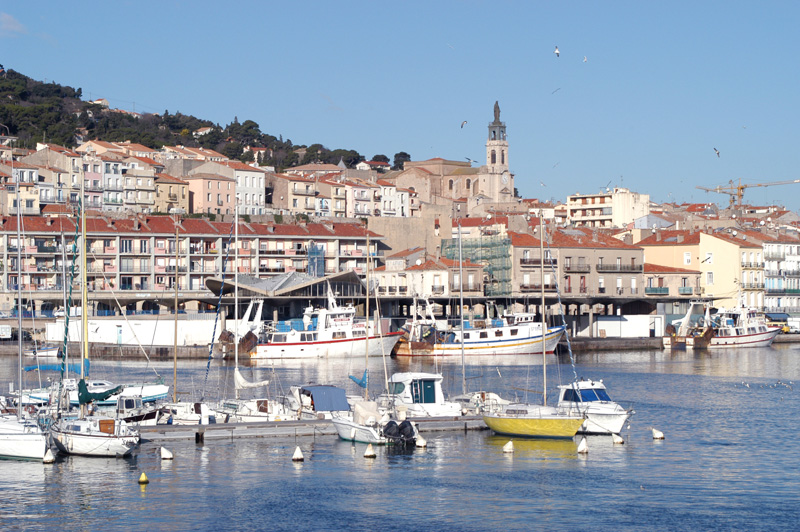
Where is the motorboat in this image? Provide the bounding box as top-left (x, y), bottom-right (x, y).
top-left (376, 372), bottom-right (463, 418)
top-left (157, 402), bottom-right (220, 425)
top-left (216, 398), bottom-right (295, 423)
top-left (394, 307), bottom-right (565, 357)
top-left (250, 283), bottom-right (402, 359)
top-left (109, 395), bottom-right (159, 427)
top-left (664, 301), bottom-right (780, 349)
top-left (23, 344), bottom-right (61, 358)
top-left (331, 401), bottom-right (417, 446)
top-left (556, 379), bottom-right (633, 435)
top-left (0, 413), bottom-right (49, 461)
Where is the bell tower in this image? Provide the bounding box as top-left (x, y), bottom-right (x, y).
top-left (485, 101), bottom-right (511, 201)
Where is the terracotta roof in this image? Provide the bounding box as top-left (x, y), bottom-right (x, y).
top-left (643, 263), bottom-right (700, 274)
top-left (637, 230), bottom-right (701, 246)
top-left (155, 173), bottom-right (187, 185)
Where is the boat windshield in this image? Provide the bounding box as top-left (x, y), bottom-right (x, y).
top-left (389, 382), bottom-right (405, 394)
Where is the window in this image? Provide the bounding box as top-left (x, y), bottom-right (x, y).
top-left (684, 252), bottom-right (691, 265)
top-left (707, 272), bottom-right (714, 285)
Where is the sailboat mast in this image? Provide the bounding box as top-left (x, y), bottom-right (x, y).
top-left (12, 135), bottom-right (22, 421)
top-left (234, 205), bottom-right (239, 399)
top-left (80, 161), bottom-right (88, 418)
top-left (173, 219), bottom-right (179, 402)
top-left (539, 213), bottom-right (547, 406)
top-left (61, 232), bottom-right (69, 375)
top-left (364, 221), bottom-right (369, 401)
top-left (458, 218), bottom-right (465, 395)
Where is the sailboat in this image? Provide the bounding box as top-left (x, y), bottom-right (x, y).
top-left (0, 150), bottom-right (50, 460)
top-left (482, 215), bottom-right (584, 439)
top-left (215, 206), bottom-right (294, 423)
top-left (331, 223), bottom-right (417, 446)
top-left (49, 170), bottom-right (139, 457)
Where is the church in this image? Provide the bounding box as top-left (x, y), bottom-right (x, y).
top-left (386, 101), bottom-right (516, 215)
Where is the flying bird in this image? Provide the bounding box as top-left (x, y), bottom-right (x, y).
top-left (465, 157), bottom-right (477, 164)
top-left (714, 147), bottom-right (720, 158)
top-left (540, 181), bottom-right (547, 187)
top-left (551, 87), bottom-right (561, 94)
top-left (460, 120), bottom-right (467, 128)
top-left (554, 46), bottom-right (560, 57)
top-left (583, 56), bottom-right (588, 63)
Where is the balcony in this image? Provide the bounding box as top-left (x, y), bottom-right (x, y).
top-left (596, 264), bottom-right (643, 272)
top-left (217, 200), bottom-right (224, 206)
top-left (678, 287), bottom-right (693, 295)
top-left (168, 193), bottom-right (178, 202)
top-left (741, 283), bottom-right (765, 290)
top-left (431, 285), bottom-right (445, 295)
top-left (645, 287), bottom-right (669, 295)
top-left (766, 288), bottom-right (800, 294)
top-left (741, 262), bottom-right (764, 269)
top-left (520, 283), bottom-right (557, 292)
top-left (564, 264), bottom-right (591, 273)
top-left (520, 258), bottom-right (557, 268)
top-left (291, 187), bottom-right (316, 196)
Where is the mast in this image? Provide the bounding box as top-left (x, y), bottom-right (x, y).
top-left (234, 204), bottom-right (239, 399)
top-left (364, 220), bottom-right (369, 401)
top-left (458, 218), bottom-right (466, 395)
top-left (80, 160), bottom-right (88, 418)
top-left (173, 218), bottom-right (179, 402)
top-left (539, 212), bottom-right (547, 406)
top-left (61, 232), bottom-right (69, 376)
top-left (11, 134), bottom-right (22, 421)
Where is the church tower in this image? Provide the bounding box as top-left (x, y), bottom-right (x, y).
top-left (485, 101), bottom-right (512, 201)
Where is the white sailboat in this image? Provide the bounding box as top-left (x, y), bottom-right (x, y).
top-left (482, 215), bottom-right (584, 439)
top-left (0, 141), bottom-right (49, 461)
top-left (50, 171), bottom-right (140, 458)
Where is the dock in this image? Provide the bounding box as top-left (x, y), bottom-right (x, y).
top-left (139, 415), bottom-right (488, 442)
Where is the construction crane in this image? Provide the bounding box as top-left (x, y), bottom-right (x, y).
top-left (696, 178), bottom-right (800, 208)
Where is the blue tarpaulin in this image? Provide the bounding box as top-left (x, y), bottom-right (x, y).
top-left (24, 360), bottom-right (90, 374)
top-left (302, 385), bottom-right (351, 411)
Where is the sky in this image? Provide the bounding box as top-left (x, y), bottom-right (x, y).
top-left (3, 1), bottom-right (800, 212)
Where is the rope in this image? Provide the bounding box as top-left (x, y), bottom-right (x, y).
top-left (200, 217), bottom-right (237, 401)
top-left (544, 234), bottom-right (578, 383)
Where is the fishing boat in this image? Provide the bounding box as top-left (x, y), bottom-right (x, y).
top-left (482, 214), bottom-right (584, 439)
top-left (250, 283), bottom-right (403, 359)
top-left (664, 301), bottom-right (780, 349)
top-left (394, 310), bottom-right (565, 357)
top-left (376, 372), bottom-right (463, 418)
top-left (49, 176), bottom-right (140, 458)
top-left (556, 379), bottom-right (633, 435)
top-left (23, 344), bottom-right (60, 359)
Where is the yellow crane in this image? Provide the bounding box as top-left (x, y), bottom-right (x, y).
top-left (696, 178), bottom-right (800, 208)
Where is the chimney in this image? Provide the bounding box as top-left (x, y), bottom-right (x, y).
top-left (134, 218), bottom-right (140, 231)
top-left (677, 234), bottom-right (684, 243)
top-left (656, 229), bottom-right (661, 241)
top-left (46, 219), bottom-right (54, 226)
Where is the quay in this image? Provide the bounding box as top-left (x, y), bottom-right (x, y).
top-left (139, 416), bottom-right (488, 443)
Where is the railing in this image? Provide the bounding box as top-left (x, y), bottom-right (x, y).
top-left (596, 264), bottom-right (643, 272)
top-left (741, 262), bottom-right (764, 269)
top-left (431, 285), bottom-right (445, 295)
top-left (520, 258), bottom-right (557, 267)
top-left (520, 283), bottom-right (557, 292)
top-left (741, 283), bottom-right (765, 290)
top-left (168, 194), bottom-right (178, 201)
top-left (678, 287), bottom-right (693, 295)
top-left (764, 253), bottom-right (785, 261)
top-left (765, 288), bottom-right (800, 294)
top-left (645, 287), bottom-right (669, 295)
top-left (564, 264), bottom-right (591, 273)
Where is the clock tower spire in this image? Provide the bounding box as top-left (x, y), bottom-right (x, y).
top-left (485, 101), bottom-right (511, 201)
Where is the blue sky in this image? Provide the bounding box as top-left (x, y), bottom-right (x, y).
top-left (3, 2), bottom-right (800, 212)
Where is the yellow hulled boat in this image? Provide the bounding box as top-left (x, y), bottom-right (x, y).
top-left (482, 404), bottom-right (585, 439)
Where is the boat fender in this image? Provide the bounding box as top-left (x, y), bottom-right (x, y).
top-left (25, 405), bottom-right (36, 415)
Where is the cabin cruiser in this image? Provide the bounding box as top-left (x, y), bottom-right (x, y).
top-left (331, 401), bottom-right (418, 446)
top-left (556, 379), bottom-right (633, 435)
top-left (376, 372), bottom-right (463, 418)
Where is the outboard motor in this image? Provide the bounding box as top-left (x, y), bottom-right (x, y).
top-left (398, 420), bottom-right (416, 444)
top-left (383, 420), bottom-right (400, 442)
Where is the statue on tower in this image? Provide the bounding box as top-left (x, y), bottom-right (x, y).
top-left (493, 101), bottom-right (500, 122)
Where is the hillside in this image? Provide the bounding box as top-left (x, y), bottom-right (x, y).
top-left (0, 69), bottom-right (395, 170)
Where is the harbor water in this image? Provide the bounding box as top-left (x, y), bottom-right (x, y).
top-left (2, 344), bottom-right (799, 531)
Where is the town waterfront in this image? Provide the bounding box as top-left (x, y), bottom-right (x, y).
top-left (2, 345), bottom-right (799, 531)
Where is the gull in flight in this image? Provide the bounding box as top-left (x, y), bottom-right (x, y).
top-left (465, 157), bottom-right (477, 164)
top-left (554, 46), bottom-right (560, 57)
top-left (714, 148), bottom-right (720, 158)
top-left (551, 87), bottom-right (561, 94)
top-left (583, 56), bottom-right (588, 63)
top-left (461, 120), bottom-right (467, 128)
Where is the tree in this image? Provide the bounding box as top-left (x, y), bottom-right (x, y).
top-left (392, 151), bottom-right (411, 170)
top-left (371, 154), bottom-right (389, 163)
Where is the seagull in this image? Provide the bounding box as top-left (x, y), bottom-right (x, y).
top-left (554, 46), bottom-right (560, 57)
top-left (551, 87), bottom-right (561, 94)
top-left (714, 148), bottom-right (720, 158)
top-left (465, 157), bottom-right (477, 164)
top-left (552, 162), bottom-right (560, 168)
top-left (539, 181), bottom-right (547, 187)
top-left (461, 120), bottom-right (467, 128)
top-left (583, 56), bottom-right (588, 63)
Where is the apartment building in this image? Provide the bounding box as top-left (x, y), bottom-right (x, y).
top-left (567, 187), bottom-right (650, 228)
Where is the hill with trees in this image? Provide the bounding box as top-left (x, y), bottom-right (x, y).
top-left (0, 69), bottom-right (408, 171)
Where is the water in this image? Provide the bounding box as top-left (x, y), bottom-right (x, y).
top-left (2, 344), bottom-right (800, 531)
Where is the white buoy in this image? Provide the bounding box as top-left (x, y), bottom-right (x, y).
top-left (577, 437), bottom-right (589, 454)
top-left (292, 446), bottom-right (304, 462)
top-left (415, 435), bottom-right (427, 448)
top-left (364, 444), bottom-right (376, 458)
top-left (160, 446), bottom-right (174, 460)
top-left (43, 449), bottom-right (55, 464)
top-left (651, 428), bottom-right (665, 440)
top-left (612, 433), bottom-right (625, 445)
top-left (502, 440), bottom-right (514, 454)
